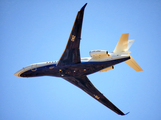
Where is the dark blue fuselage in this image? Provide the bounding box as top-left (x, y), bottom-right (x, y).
top-left (20, 57), bottom-right (130, 77)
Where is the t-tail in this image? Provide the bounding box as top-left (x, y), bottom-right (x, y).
top-left (113, 33), bottom-right (143, 71)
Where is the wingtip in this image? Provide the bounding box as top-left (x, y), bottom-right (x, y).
top-left (121, 112), bottom-right (130, 116)
top-left (80, 3), bottom-right (87, 10)
top-left (125, 112), bottom-right (130, 115)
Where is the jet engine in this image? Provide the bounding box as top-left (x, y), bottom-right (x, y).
top-left (90, 50), bottom-right (110, 59)
top-left (98, 66), bottom-right (114, 72)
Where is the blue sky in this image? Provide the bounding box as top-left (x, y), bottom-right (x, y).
top-left (1, 0), bottom-right (161, 120)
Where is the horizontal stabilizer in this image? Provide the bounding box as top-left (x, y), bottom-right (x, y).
top-left (125, 55), bottom-right (143, 71)
top-left (113, 33), bottom-right (129, 53)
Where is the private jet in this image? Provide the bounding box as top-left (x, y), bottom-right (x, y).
top-left (15, 3), bottom-right (143, 115)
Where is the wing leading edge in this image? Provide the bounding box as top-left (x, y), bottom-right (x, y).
top-left (57, 3), bottom-right (87, 66)
top-left (63, 76), bottom-right (127, 115)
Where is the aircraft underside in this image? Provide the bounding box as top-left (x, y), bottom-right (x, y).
top-left (15, 3), bottom-right (142, 116)
top-left (20, 57), bottom-right (130, 77)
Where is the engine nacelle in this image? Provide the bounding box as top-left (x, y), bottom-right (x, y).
top-left (98, 66), bottom-right (114, 72)
top-left (90, 50), bottom-right (109, 59)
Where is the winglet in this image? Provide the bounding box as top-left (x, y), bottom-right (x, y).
top-left (121, 112), bottom-right (130, 116)
top-left (80, 3), bottom-right (87, 10)
top-left (125, 112), bottom-right (130, 115)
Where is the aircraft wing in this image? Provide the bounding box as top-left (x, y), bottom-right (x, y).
top-left (57, 3), bottom-right (87, 66)
top-left (62, 76), bottom-right (127, 115)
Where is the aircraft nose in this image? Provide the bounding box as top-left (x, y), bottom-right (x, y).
top-left (14, 71), bottom-right (21, 77)
top-left (14, 68), bottom-right (26, 77)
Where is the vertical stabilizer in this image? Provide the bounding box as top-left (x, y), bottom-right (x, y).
top-left (126, 40), bottom-right (134, 51)
top-left (113, 33), bottom-right (143, 71)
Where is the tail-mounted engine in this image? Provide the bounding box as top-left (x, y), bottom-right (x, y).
top-left (90, 50), bottom-right (110, 59)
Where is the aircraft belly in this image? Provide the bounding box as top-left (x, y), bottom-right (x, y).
top-left (49, 57), bottom-right (130, 77)
top-left (20, 57), bottom-right (130, 77)
top-left (73, 57), bottom-right (129, 76)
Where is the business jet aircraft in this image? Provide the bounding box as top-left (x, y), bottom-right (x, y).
top-left (14, 3), bottom-right (143, 115)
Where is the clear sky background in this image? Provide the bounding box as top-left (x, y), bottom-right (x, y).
top-left (1, 0), bottom-right (161, 120)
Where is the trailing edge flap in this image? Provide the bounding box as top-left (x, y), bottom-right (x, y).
top-left (113, 33), bottom-right (129, 53)
top-left (125, 55), bottom-right (143, 71)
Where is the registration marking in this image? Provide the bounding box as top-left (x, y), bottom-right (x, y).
top-left (94, 95), bottom-right (100, 99)
top-left (71, 35), bottom-right (76, 42)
